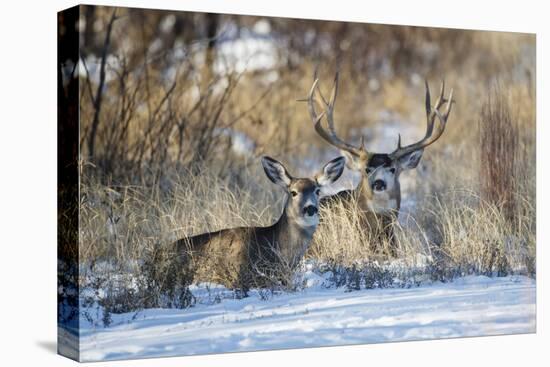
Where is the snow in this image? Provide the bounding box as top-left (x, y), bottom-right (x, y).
top-left (215, 36), bottom-right (278, 74)
top-left (253, 19), bottom-right (271, 35)
top-left (213, 127), bottom-right (256, 156)
top-left (75, 275), bottom-right (535, 362)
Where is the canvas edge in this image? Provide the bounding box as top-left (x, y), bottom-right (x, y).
top-left (57, 4), bottom-right (81, 362)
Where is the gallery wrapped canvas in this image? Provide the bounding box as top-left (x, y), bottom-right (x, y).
top-left (57, 4), bottom-right (536, 362)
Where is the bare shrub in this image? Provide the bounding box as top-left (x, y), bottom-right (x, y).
top-left (424, 186), bottom-right (535, 276)
top-left (72, 8), bottom-right (536, 318)
top-left (479, 87), bottom-right (519, 222)
top-left (78, 158), bottom-right (535, 319)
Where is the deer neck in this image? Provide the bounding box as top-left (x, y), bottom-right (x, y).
top-left (271, 201), bottom-right (316, 268)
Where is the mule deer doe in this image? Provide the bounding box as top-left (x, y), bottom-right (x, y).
top-left (174, 155), bottom-right (345, 294)
top-left (304, 73), bottom-right (453, 255)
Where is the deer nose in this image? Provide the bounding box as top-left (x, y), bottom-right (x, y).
top-left (303, 205), bottom-right (318, 216)
top-left (373, 180), bottom-right (387, 192)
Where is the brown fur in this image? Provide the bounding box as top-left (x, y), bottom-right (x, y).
top-left (175, 208), bottom-right (316, 290)
top-left (172, 156), bottom-right (345, 292)
top-left (307, 76), bottom-right (452, 257)
top-left (321, 172), bottom-right (399, 255)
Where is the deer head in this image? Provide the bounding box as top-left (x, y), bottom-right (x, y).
top-left (304, 73), bottom-right (453, 212)
top-left (262, 155), bottom-right (346, 228)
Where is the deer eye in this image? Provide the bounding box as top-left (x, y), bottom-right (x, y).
top-left (389, 167), bottom-right (396, 174)
top-left (290, 190), bottom-right (298, 197)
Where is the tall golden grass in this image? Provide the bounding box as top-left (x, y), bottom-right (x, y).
top-left (75, 9), bottom-right (536, 313)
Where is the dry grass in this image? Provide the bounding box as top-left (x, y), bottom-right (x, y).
top-left (426, 189), bottom-right (535, 276)
top-left (68, 8), bottom-right (536, 318)
top-left (78, 166), bottom-right (535, 320)
top-left (307, 195), bottom-right (427, 265)
top-left (79, 164), bottom-right (282, 267)
top-left (479, 88), bottom-right (518, 221)
top-left (80, 140), bottom-right (535, 282)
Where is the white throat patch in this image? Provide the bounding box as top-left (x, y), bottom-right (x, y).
top-left (296, 214), bottom-right (319, 228)
top-left (368, 193), bottom-right (398, 214)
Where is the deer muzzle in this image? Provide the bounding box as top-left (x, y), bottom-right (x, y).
top-left (303, 205), bottom-right (319, 216)
top-left (373, 179), bottom-right (387, 192)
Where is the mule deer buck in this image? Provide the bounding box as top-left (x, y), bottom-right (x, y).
top-left (304, 73), bottom-right (453, 255)
top-left (174, 155), bottom-right (345, 294)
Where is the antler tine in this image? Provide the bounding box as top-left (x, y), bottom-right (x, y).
top-left (314, 114), bottom-right (341, 148)
top-left (305, 74), bottom-right (364, 156)
top-left (430, 86), bottom-right (454, 142)
top-left (435, 80), bottom-right (445, 110)
top-left (306, 79), bottom-right (332, 143)
top-left (318, 72), bottom-right (339, 135)
top-left (306, 78), bottom-right (321, 122)
top-left (397, 133), bottom-right (402, 150)
top-left (424, 80), bottom-right (435, 138)
top-left (390, 79), bottom-right (454, 160)
top-left (444, 88), bottom-right (454, 120)
top-left (430, 108), bottom-right (448, 143)
top-left (328, 72), bottom-right (339, 109)
top-left (425, 80), bottom-right (431, 118)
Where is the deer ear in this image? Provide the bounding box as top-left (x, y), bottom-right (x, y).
top-left (261, 156), bottom-right (293, 188)
top-left (397, 149), bottom-right (424, 170)
top-left (317, 156), bottom-right (346, 186)
top-left (341, 150), bottom-right (364, 171)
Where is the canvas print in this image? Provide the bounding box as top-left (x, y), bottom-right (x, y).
top-left (57, 5), bottom-right (536, 362)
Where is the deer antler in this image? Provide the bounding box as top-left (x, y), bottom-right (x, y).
top-left (304, 73), bottom-right (366, 157)
top-left (390, 80), bottom-right (454, 160)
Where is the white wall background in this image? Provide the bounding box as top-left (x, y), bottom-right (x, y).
top-left (0, 0), bottom-right (547, 366)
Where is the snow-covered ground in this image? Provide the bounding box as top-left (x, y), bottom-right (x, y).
top-left (75, 275), bottom-right (535, 362)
